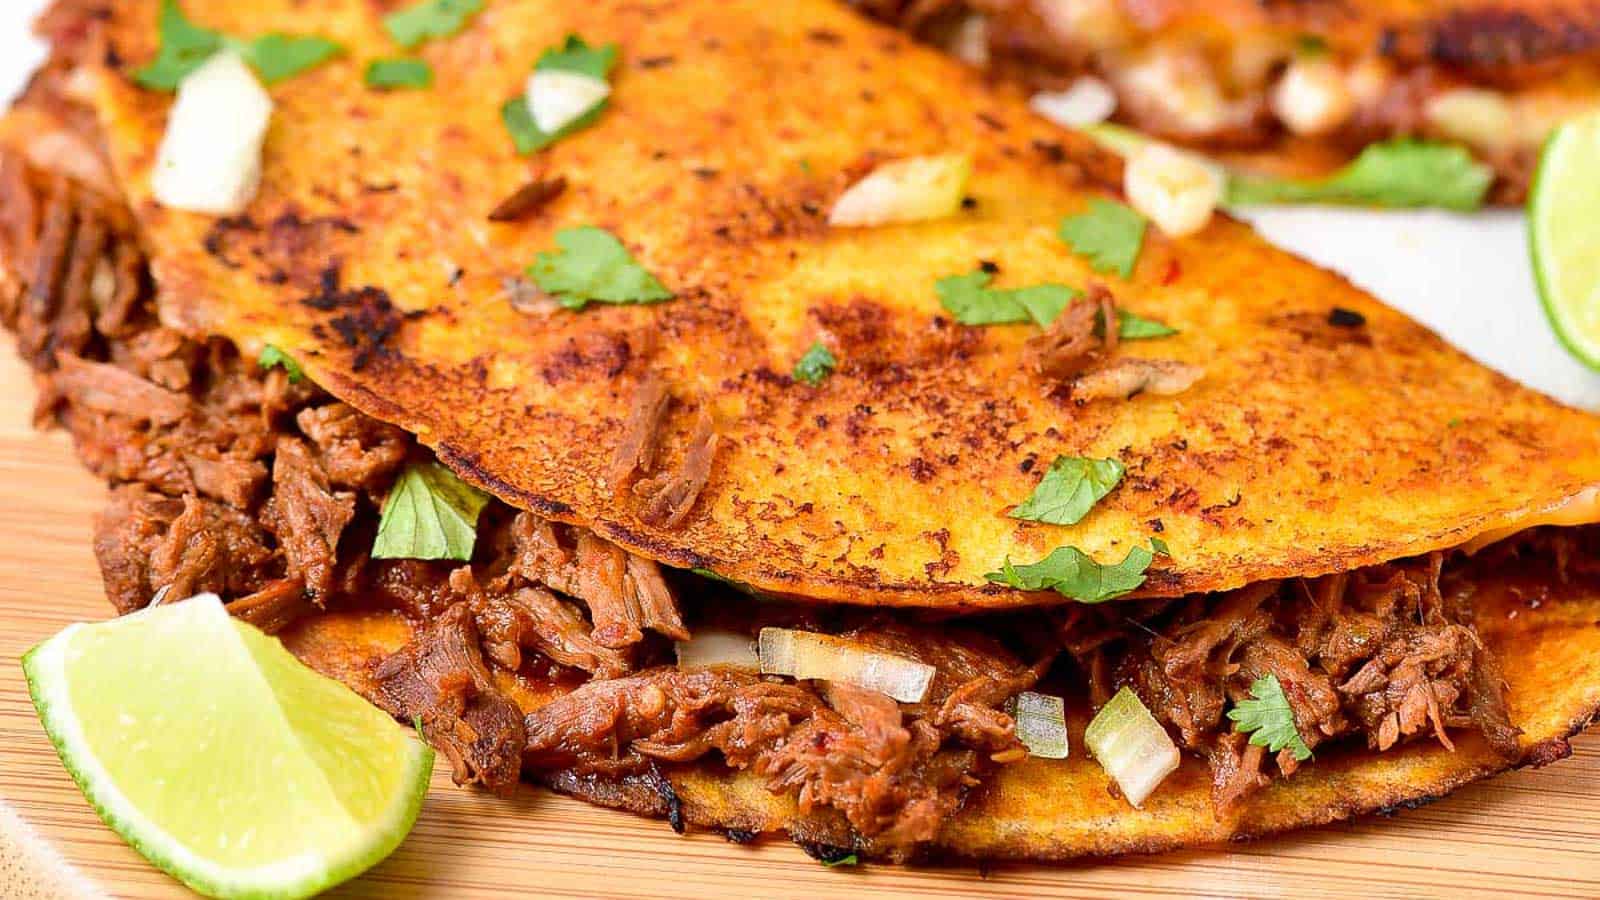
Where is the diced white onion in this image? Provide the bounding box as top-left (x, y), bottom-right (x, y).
top-left (1270, 57), bottom-right (1355, 137)
top-left (828, 154), bottom-right (972, 228)
top-left (1083, 686), bottom-right (1180, 808)
top-left (674, 629), bottom-right (760, 671)
top-left (1030, 77), bottom-right (1118, 128)
top-left (757, 627), bottom-right (935, 703)
top-left (151, 52), bottom-right (273, 216)
top-left (525, 69), bottom-right (611, 135)
top-left (1425, 88), bottom-right (1516, 153)
top-left (1124, 143), bottom-right (1223, 238)
top-left (1011, 691), bottom-right (1069, 759)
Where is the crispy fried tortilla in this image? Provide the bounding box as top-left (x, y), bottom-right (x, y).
top-left (7, 0), bottom-right (1600, 870)
top-left (76, 0), bottom-right (1600, 608)
top-left (862, 0), bottom-right (1600, 202)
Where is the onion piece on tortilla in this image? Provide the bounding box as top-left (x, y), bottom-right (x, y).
top-left (828, 154), bottom-right (972, 227)
top-left (757, 627), bottom-right (935, 703)
top-left (151, 52), bottom-right (273, 216)
top-left (1084, 686), bottom-right (1180, 807)
top-left (526, 69), bottom-right (611, 135)
top-left (1011, 691), bottom-right (1070, 759)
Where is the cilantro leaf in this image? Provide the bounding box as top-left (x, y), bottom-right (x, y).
top-left (365, 57), bottom-right (434, 90)
top-left (135, 0), bottom-right (342, 90)
top-left (501, 35), bottom-right (619, 154)
top-left (1113, 309), bottom-right (1177, 340)
top-left (537, 35), bottom-right (618, 79)
top-left (1151, 536), bottom-right (1170, 557)
top-left (793, 341), bottom-right (838, 386)
top-left (383, 0), bottom-right (484, 49)
top-left (1010, 456), bottom-right (1125, 526)
top-left (372, 462), bottom-right (490, 561)
top-left (936, 270), bottom-right (1078, 327)
top-left (233, 33), bottom-right (344, 84)
top-left (257, 344), bottom-right (304, 383)
top-left (1227, 674), bottom-right (1312, 761)
top-left (1227, 140), bottom-right (1492, 211)
top-left (1058, 198), bottom-right (1147, 279)
top-left (528, 226), bottom-right (673, 310)
top-left (135, 0), bottom-right (224, 90)
top-left (985, 543), bottom-right (1153, 603)
top-left (821, 854), bottom-right (859, 868)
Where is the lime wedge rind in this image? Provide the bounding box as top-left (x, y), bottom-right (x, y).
top-left (22, 598), bottom-right (434, 899)
top-left (1530, 110), bottom-right (1600, 372)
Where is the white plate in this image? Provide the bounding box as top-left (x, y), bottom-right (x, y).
top-left (4, 0), bottom-right (1597, 409)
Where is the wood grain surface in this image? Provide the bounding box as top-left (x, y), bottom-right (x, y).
top-left (0, 344), bottom-right (1597, 899)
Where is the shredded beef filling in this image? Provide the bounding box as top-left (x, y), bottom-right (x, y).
top-left (1063, 555), bottom-right (1521, 813)
top-left (519, 620), bottom-right (1034, 856)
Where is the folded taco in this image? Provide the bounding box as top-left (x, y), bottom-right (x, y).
top-left (5, 0), bottom-right (1600, 864)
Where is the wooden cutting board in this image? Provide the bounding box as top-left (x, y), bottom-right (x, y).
top-left (1, 346), bottom-right (1598, 899)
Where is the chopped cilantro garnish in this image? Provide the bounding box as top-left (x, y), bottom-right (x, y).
top-left (1227, 140), bottom-right (1492, 211)
top-left (502, 35), bottom-right (619, 155)
top-left (935, 270), bottom-right (1077, 327)
top-left (136, 0), bottom-right (342, 90)
top-left (1151, 536), bottom-right (1171, 557)
top-left (383, 0), bottom-right (484, 49)
top-left (1112, 309), bottom-right (1177, 340)
top-left (233, 33), bottom-right (343, 84)
top-left (135, 0), bottom-right (224, 89)
top-left (528, 226), bottom-right (672, 310)
top-left (257, 344), bottom-right (304, 383)
top-left (821, 853), bottom-right (859, 868)
top-left (1010, 456), bottom-right (1125, 526)
top-left (372, 462), bottom-right (490, 561)
top-left (792, 341), bottom-right (838, 386)
top-left (985, 542), bottom-right (1154, 603)
top-left (536, 34), bottom-right (618, 77)
top-left (365, 58), bottom-right (434, 90)
top-left (1227, 674), bottom-right (1312, 761)
top-left (1058, 198), bottom-right (1147, 279)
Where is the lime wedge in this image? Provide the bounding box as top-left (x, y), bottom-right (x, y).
top-left (1530, 109), bottom-right (1600, 370)
top-left (23, 595), bottom-right (433, 899)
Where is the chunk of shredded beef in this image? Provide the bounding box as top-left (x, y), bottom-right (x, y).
top-left (228, 579), bottom-right (314, 635)
top-left (449, 565), bottom-right (631, 679)
top-left (636, 406), bottom-right (719, 528)
top-left (610, 372), bottom-right (670, 486)
top-left (508, 511), bottom-right (687, 648)
top-left (609, 372), bottom-right (719, 528)
top-left (261, 437), bottom-right (355, 602)
top-left (294, 403), bottom-right (409, 491)
top-left (373, 603), bottom-right (528, 795)
top-left (1024, 283), bottom-right (1116, 380)
top-left (1072, 554), bottom-right (1520, 814)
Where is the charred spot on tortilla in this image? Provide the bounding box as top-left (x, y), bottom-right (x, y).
top-left (1329, 307), bottom-right (1368, 328)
